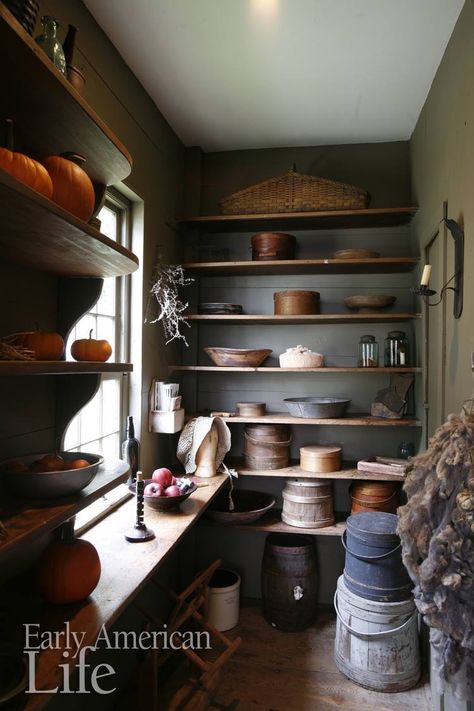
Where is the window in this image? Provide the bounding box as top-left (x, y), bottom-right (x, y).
top-left (65, 190), bottom-right (134, 533)
top-left (64, 190), bottom-right (131, 458)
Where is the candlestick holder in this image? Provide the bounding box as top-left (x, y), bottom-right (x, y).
top-left (125, 471), bottom-right (155, 542)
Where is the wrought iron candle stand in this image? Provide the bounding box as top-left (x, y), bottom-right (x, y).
top-left (125, 471), bottom-right (155, 542)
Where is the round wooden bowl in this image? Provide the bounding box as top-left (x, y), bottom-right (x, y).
top-left (129, 479), bottom-right (197, 511)
top-left (206, 489), bottom-right (275, 525)
top-left (204, 347), bottom-right (272, 367)
top-left (0, 452), bottom-right (102, 498)
top-left (344, 295), bottom-right (396, 313)
top-left (236, 402), bottom-right (266, 416)
top-left (332, 249), bottom-right (380, 259)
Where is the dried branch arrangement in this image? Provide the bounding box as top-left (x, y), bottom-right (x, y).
top-left (146, 263), bottom-right (194, 346)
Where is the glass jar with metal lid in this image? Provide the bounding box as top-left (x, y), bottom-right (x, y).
top-left (384, 330), bottom-right (409, 367)
top-left (358, 335), bottom-right (379, 367)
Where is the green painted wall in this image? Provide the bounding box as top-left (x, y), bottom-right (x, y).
top-left (411, 0), bottom-right (474, 432)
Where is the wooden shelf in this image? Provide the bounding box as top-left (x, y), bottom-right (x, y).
top-left (177, 206), bottom-right (417, 232)
top-left (0, 6), bottom-right (132, 185)
top-left (0, 459), bottom-right (130, 562)
top-left (183, 257), bottom-right (419, 276)
top-left (231, 460), bottom-right (406, 481)
top-left (202, 509), bottom-right (347, 536)
top-left (16, 475), bottom-right (228, 711)
top-left (0, 361), bottom-right (133, 376)
top-left (186, 313), bottom-right (421, 325)
top-left (170, 365), bottom-right (421, 374)
top-left (209, 412), bottom-right (421, 426)
top-left (0, 170), bottom-right (139, 277)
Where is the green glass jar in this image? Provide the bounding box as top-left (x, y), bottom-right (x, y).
top-left (358, 335), bottom-right (379, 367)
top-left (384, 330), bottom-right (409, 367)
top-left (35, 16), bottom-right (66, 75)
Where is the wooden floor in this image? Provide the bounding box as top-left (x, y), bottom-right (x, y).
top-left (204, 603), bottom-right (431, 711)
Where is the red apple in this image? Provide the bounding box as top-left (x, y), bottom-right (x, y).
top-left (164, 485), bottom-right (181, 497)
top-left (144, 482), bottom-right (163, 497)
top-left (152, 467), bottom-right (173, 488)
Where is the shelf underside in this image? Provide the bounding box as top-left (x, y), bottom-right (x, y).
top-left (231, 460), bottom-right (406, 481)
top-left (212, 412), bottom-right (420, 426)
top-left (0, 170), bottom-right (139, 277)
top-left (0, 459), bottom-right (129, 561)
top-left (203, 510), bottom-right (347, 536)
top-left (0, 6), bottom-right (132, 185)
top-left (186, 313), bottom-right (420, 325)
top-left (178, 207), bottom-right (417, 232)
top-left (171, 366), bottom-right (421, 373)
top-left (183, 257), bottom-right (419, 276)
top-left (0, 361), bottom-right (133, 375)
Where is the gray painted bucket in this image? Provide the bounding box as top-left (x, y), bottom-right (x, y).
top-left (343, 511), bottom-right (412, 601)
top-left (334, 576), bottom-right (420, 692)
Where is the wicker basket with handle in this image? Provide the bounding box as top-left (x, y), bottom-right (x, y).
top-left (220, 165), bottom-right (369, 215)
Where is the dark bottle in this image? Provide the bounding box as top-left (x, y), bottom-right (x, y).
top-left (122, 416), bottom-right (139, 482)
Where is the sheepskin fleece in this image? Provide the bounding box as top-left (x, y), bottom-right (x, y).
top-left (397, 411), bottom-right (474, 699)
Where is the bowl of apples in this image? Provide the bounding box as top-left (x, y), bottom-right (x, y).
top-left (0, 451), bottom-right (102, 499)
top-left (131, 467), bottom-right (197, 511)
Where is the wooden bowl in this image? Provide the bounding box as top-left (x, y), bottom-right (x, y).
top-left (344, 295), bottom-right (396, 313)
top-left (129, 479), bottom-right (197, 511)
top-left (332, 249), bottom-right (380, 259)
top-left (206, 489), bottom-right (275, 525)
top-left (0, 452), bottom-right (102, 498)
top-left (204, 347), bottom-right (272, 367)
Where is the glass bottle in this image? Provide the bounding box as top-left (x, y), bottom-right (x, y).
top-left (384, 330), bottom-right (409, 367)
top-left (358, 334), bottom-right (379, 367)
top-left (121, 416), bottom-right (140, 483)
top-left (35, 16), bottom-right (67, 75)
top-left (398, 442), bottom-right (415, 459)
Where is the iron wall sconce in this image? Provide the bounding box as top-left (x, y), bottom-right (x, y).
top-left (411, 213), bottom-right (464, 319)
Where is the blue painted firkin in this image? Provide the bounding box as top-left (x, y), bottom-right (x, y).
top-left (342, 512), bottom-right (412, 602)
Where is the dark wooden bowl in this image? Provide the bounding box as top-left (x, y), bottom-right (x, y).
top-left (206, 489), bottom-right (275, 525)
top-left (129, 479), bottom-right (197, 511)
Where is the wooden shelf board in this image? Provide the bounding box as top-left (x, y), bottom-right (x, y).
top-left (170, 365), bottom-right (421, 373)
top-left (0, 6), bottom-right (132, 185)
top-left (201, 509), bottom-right (347, 536)
top-left (185, 313), bottom-right (421, 325)
top-left (208, 412), bottom-right (421, 426)
top-left (231, 460), bottom-right (406, 481)
top-left (177, 207), bottom-right (417, 232)
top-left (18, 475), bottom-right (228, 711)
top-left (0, 459), bottom-right (130, 561)
top-left (0, 361), bottom-right (133, 376)
top-left (183, 257), bottom-right (419, 276)
top-left (0, 170), bottom-right (139, 277)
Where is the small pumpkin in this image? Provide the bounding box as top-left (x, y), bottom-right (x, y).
top-left (37, 521), bottom-right (101, 604)
top-left (41, 152), bottom-right (95, 222)
top-left (71, 329), bottom-right (112, 362)
top-left (0, 119), bottom-right (53, 199)
top-left (15, 329), bottom-right (65, 360)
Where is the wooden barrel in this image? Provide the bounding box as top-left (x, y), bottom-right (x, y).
top-left (251, 232), bottom-right (296, 261)
top-left (343, 512), bottom-right (412, 602)
top-left (282, 479), bottom-right (335, 528)
top-left (261, 533), bottom-right (317, 631)
top-left (244, 423), bottom-right (290, 470)
top-left (350, 481), bottom-right (400, 514)
top-left (274, 290), bottom-right (320, 315)
top-left (334, 575), bottom-right (420, 692)
top-left (300, 445), bottom-right (341, 473)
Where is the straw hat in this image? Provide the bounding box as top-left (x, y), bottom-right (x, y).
top-left (176, 416), bottom-right (231, 474)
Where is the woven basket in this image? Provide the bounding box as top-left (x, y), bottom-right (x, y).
top-left (220, 165), bottom-right (369, 215)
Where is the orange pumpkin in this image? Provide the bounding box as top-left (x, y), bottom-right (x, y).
top-left (19, 330), bottom-right (65, 360)
top-left (41, 152), bottom-right (95, 222)
top-left (37, 521), bottom-right (101, 604)
top-left (0, 120), bottom-right (53, 199)
top-left (71, 330), bottom-right (112, 362)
